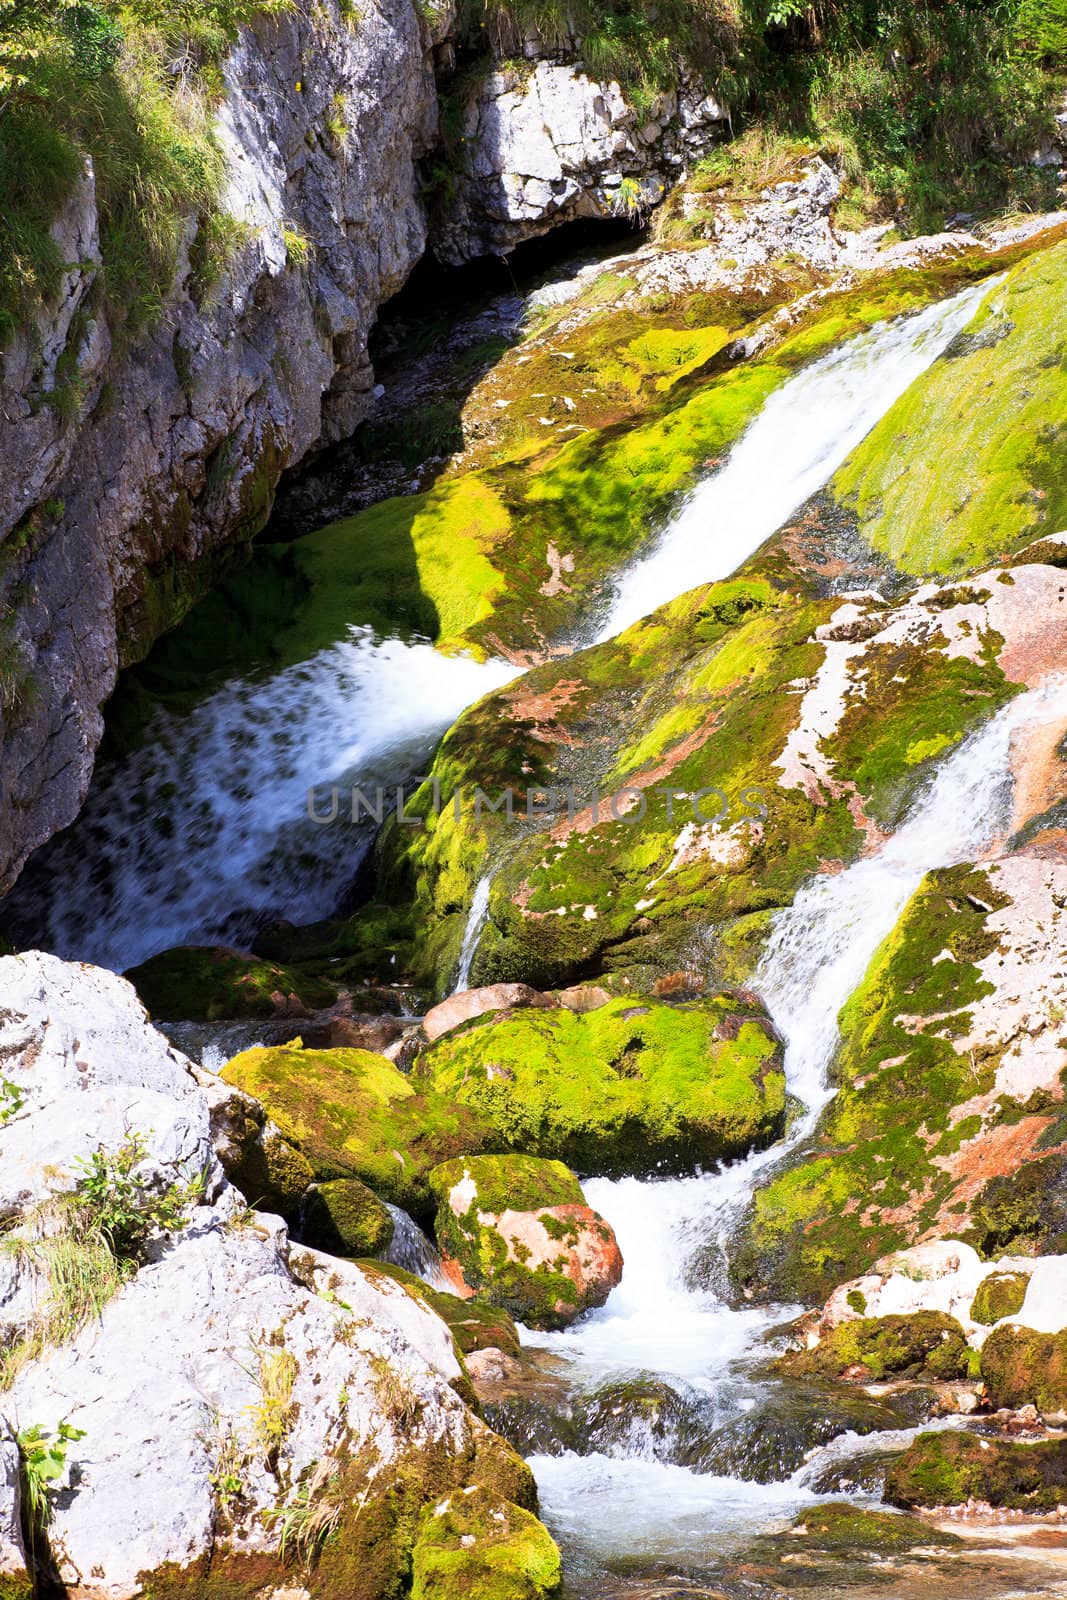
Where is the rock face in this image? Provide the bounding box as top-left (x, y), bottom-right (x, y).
top-left (0, 0), bottom-right (439, 898)
top-left (433, 59), bottom-right (727, 261)
top-left (0, 951), bottom-right (557, 1597)
top-left (428, 1154), bottom-right (623, 1329)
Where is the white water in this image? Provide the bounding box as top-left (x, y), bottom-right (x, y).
top-left (598, 281), bottom-right (990, 640)
top-left (452, 873), bottom-right (492, 992)
top-left (6, 630), bottom-right (516, 972)
top-left (529, 676), bottom-right (1067, 1570)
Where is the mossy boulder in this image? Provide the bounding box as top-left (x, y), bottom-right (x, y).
top-left (302, 1177), bottom-right (394, 1257)
top-left (886, 1428), bottom-right (1067, 1511)
top-left (126, 945), bottom-right (339, 1022)
top-left (428, 1154), bottom-right (623, 1331)
top-left (777, 1312), bottom-right (971, 1383)
top-left (418, 996), bottom-right (786, 1177)
top-left (220, 1044), bottom-right (490, 1219)
top-left (981, 1325), bottom-right (1067, 1416)
top-left (788, 1501), bottom-right (959, 1554)
top-left (225, 1120), bottom-right (314, 1221)
top-left (410, 1486), bottom-right (561, 1600)
top-left (970, 1272), bottom-right (1030, 1326)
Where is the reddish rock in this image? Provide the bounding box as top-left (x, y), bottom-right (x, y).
top-left (421, 983), bottom-right (556, 1044)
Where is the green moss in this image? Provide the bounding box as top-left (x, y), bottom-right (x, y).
top-left (420, 996), bottom-right (784, 1177)
top-left (427, 1154), bottom-right (613, 1331)
top-left (886, 1428), bottom-right (1067, 1511)
top-left (970, 1271), bottom-right (1030, 1326)
top-left (302, 1178), bottom-right (394, 1257)
top-left (220, 1044), bottom-right (490, 1219)
top-left (363, 1261), bottom-right (522, 1361)
top-left (732, 864), bottom-right (1019, 1303)
top-left (965, 1147), bottom-right (1067, 1257)
top-left (777, 1312), bottom-right (970, 1382)
top-left (226, 1123), bottom-right (314, 1221)
top-left (834, 242), bottom-right (1067, 576)
top-left (981, 1324), bottom-right (1067, 1414)
top-left (125, 944), bottom-right (339, 1022)
top-left (410, 1486), bottom-right (561, 1600)
top-left (789, 1501), bottom-right (959, 1553)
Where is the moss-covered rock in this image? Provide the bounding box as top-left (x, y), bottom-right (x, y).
top-left (788, 1500), bottom-right (959, 1554)
top-left (885, 1428), bottom-right (1067, 1511)
top-left (777, 1312), bottom-right (971, 1383)
top-left (833, 241), bottom-right (1067, 576)
top-left (220, 1043), bottom-right (490, 1219)
top-left (302, 1177), bottom-right (395, 1257)
top-left (731, 860), bottom-right (1067, 1304)
top-left (410, 1485), bottom-right (561, 1600)
top-left (225, 1120), bottom-right (314, 1221)
top-left (428, 1154), bottom-right (622, 1331)
top-left (366, 1260), bottom-right (522, 1360)
top-left (981, 1325), bottom-right (1067, 1416)
top-left (418, 995), bottom-right (785, 1176)
top-left (970, 1271), bottom-right (1030, 1326)
top-left (126, 945), bottom-right (339, 1022)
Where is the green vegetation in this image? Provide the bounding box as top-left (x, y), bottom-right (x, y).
top-left (788, 1501), bottom-right (959, 1554)
top-left (302, 1177), bottom-right (395, 1257)
top-left (220, 1043), bottom-right (491, 1219)
top-left (886, 1428), bottom-right (1067, 1510)
top-left (970, 1270), bottom-right (1030, 1324)
top-left (730, 864), bottom-right (1036, 1303)
top-left (16, 1419), bottom-right (85, 1558)
top-left (981, 1323), bottom-right (1067, 1413)
top-left (419, 996), bottom-right (786, 1176)
top-left (126, 944), bottom-right (341, 1021)
top-left (410, 1485), bottom-right (561, 1600)
top-left (0, 0), bottom-right (292, 346)
top-left (834, 243), bottom-right (1067, 574)
top-left (777, 1311), bottom-right (971, 1382)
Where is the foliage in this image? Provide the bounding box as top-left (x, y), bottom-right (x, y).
top-left (264, 1458), bottom-right (344, 1567)
top-left (72, 1131), bottom-right (201, 1258)
top-left (0, 0), bottom-right (292, 344)
top-left (16, 1420), bottom-right (86, 1554)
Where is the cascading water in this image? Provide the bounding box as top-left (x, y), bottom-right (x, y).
top-left (452, 873), bottom-right (492, 992)
top-left (7, 282), bottom-right (988, 981)
top-left (527, 676), bottom-right (1067, 1578)
top-left (4, 630), bottom-right (516, 972)
top-left (597, 279), bottom-right (991, 641)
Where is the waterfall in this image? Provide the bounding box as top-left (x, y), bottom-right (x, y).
top-left (597, 280), bottom-right (991, 641)
top-left (527, 676), bottom-right (1067, 1570)
top-left (379, 1203), bottom-right (448, 1287)
top-left (452, 873), bottom-right (492, 993)
top-left (5, 631), bottom-right (517, 973)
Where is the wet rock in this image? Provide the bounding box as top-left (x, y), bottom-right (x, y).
top-left (692, 1383), bottom-right (922, 1483)
top-left (886, 1428), bottom-right (1067, 1511)
top-left (422, 983), bottom-right (557, 1044)
top-left (428, 1154), bottom-right (623, 1330)
top-left (301, 1176), bottom-right (395, 1257)
top-left (418, 995), bottom-right (785, 1177)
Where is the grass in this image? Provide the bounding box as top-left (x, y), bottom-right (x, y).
top-left (0, 0), bottom-right (293, 347)
top-left (265, 1457), bottom-right (344, 1566)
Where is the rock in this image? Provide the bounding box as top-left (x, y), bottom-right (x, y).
top-left (418, 995), bottom-right (785, 1177)
top-left (427, 1154), bottom-right (623, 1330)
top-left (981, 1325), bottom-right (1067, 1419)
top-left (220, 1042), bottom-right (490, 1218)
top-left (433, 60), bottom-right (726, 261)
top-left (125, 945), bottom-right (341, 1022)
top-left (301, 1177), bottom-right (395, 1257)
top-left (971, 1271), bottom-right (1031, 1326)
top-left (787, 1501), bottom-right (959, 1554)
top-left (422, 983), bottom-right (556, 1045)
top-left (0, 952), bottom-right (559, 1597)
top-left (0, 0), bottom-right (441, 897)
top-left (885, 1428), bottom-right (1067, 1512)
top-left (777, 1312), bottom-right (972, 1384)
top-left (554, 984), bottom-right (612, 1013)
top-left (410, 1485), bottom-right (561, 1600)
top-left (0, 1430), bottom-right (30, 1600)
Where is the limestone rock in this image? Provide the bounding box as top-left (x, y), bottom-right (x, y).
top-left (0, 1430), bottom-right (29, 1600)
top-left (422, 982), bottom-right (556, 1044)
top-left (428, 1154), bottom-right (623, 1330)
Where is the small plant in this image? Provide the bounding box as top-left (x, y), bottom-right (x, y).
top-left (265, 1456), bottom-right (343, 1567)
top-left (0, 1078), bottom-right (25, 1122)
top-left (325, 91), bottom-right (349, 147)
top-left (72, 1133), bottom-right (199, 1261)
top-left (17, 1420), bottom-right (86, 1554)
top-left (282, 226), bottom-right (313, 267)
top-left (248, 1343), bottom-right (298, 1467)
top-left (204, 1414), bottom-right (248, 1520)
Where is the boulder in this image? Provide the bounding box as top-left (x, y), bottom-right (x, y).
top-left (428, 1155), bottom-right (623, 1330)
top-left (410, 1485), bottom-right (561, 1600)
top-left (886, 1429), bottom-right (1067, 1512)
top-left (777, 1312), bottom-right (971, 1384)
top-left (220, 1042), bottom-right (490, 1218)
top-left (421, 983), bottom-right (556, 1045)
top-left (0, 951), bottom-right (559, 1597)
top-left (970, 1271), bottom-right (1030, 1326)
top-left (302, 1177), bottom-right (395, 1257)
top-left (981, 1324), bottom-right (1067, 1419)
top-left (418, 995), bottom-right (785, 1177)
top-left (125, 944), bottom-right (339, 1022)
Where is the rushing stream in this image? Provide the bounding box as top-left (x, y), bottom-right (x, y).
top-left (523, 676), bottom-right (1067, 1582)
top-left (8, 279), bottom-right (988, 975)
